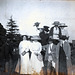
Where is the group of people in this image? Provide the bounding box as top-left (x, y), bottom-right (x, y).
top-left (15, 21), bottom-right (71, 75)
top-left (15, 35), bottom-right (43, 75)
top-left (0, 23), bottom-right (19, 75)
top-left (0, 21), bottom-right (72, 75)
top-left (40, 21), bottom-right (71, 75)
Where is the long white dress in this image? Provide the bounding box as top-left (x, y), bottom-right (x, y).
top-left (15, 40), bottom-right (44, 74)
top-left (15, 40), bottom-right (31, 74)
top-left (29, 41), bottom-right (44, 74)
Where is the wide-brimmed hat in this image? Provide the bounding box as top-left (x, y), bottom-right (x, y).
top-left (31, 36), bottom-right (41, 40)
top-left (33, 22), bottom-right (40, 27)
top-left (59, 23), bottom-right (68, 27)
top-left (43, 26), bottom-right (49, 32)
top-left (52, 21), bottom-right (61, 25)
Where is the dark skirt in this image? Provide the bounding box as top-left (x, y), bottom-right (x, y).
top-left (58, 46), bottom-right (67, 75)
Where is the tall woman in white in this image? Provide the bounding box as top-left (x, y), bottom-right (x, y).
top-left (29, 36), bottom-right (44, 74)
top-left (15, 35), bottom-right (31, 74)
top-left (15, 36), bottom-right (43, 75)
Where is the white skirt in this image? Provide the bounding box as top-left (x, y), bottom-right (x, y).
top-left (15, 53), bottom-right (44, 74)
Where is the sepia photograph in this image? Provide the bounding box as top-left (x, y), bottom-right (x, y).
top-left (0, 0), bottom-right (75, 75)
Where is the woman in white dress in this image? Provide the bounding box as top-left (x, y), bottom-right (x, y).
top-left (15, 35), bottom-right (31, 74)
top-left (15, 36), bottom-right (44, 75)
top-left (29, 36), bottom-right (44, 75)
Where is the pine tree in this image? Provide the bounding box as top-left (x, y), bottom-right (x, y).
top-left (7, 16), bottom-right (19, 34)
top-left (6, 16), bottom-right (21, 45)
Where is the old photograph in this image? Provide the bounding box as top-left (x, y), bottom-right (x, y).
top-left (0, 0), bottom-right (75, 75)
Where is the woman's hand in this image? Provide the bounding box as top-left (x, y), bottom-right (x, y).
top-left (37, 54), bottom-right (43, 62)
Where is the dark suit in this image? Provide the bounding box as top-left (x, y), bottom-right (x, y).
top-left (39, 31), bottom-right (49, 46)
top-left (39, 31), bottom-right (49, 75)
top-left (0, 42), bottom-right (9, 72)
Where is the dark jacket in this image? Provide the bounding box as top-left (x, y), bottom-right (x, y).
top-left (9, 42), bottom-right (19, 60)
top-left (49, 26), bottom-right (62, 45)
top-left (49, 26), bottom-right (62, 39)
top-left (39, 31), bottom-right (49, 46)
top-left (0, 42), bottom-right (9, 61)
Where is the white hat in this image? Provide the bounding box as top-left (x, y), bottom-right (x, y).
top-left (52, 21), bottom-right (61, 25)
top-left (31, 36), bottom-right (41, 40)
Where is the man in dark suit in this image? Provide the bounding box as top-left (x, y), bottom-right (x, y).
top-left (39, 26), bottom-right (49, 46)
top-left (39, 26), bottom-right (50, 75)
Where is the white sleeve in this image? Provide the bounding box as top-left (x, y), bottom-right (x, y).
top-left (48, 43), bottom-right (53, 54)
top-left (38, 43), bottom-right (42, 54)
top-left (39, 43), bottom-right (42, 53)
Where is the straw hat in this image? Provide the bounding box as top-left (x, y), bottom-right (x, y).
top-left (52, 21), bottom-right (61, 26)
top-left (31, 36), bottom-right (41, 40)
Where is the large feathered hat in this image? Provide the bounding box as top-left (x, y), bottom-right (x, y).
top-left (33, 22), bottom-right (40, 27)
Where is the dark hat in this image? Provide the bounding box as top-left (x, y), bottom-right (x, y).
top-left (59, 23), bottom-right (68, 27)
top-left (33, 22), bottom-right (40, 27)
top-left (52, 21), bottom-right (61, 25)
top-left (43, 26), bottom-right (49, 32)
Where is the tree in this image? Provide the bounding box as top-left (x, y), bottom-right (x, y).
top-left (7, 16), bottom-right (19, 34)
top-left (6, 16), bottom-right (21, 45)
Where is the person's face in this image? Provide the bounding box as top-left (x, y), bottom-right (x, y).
top-left (49, 41), bottom-right (52, 44)
top-left (23, 36), bottom-right (26, 40)
top-left (40, 29), bottom-right (43, 32)
top-left (55, 25), bottom-right (58, 27)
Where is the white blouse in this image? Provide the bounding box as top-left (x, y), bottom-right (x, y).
top-left (53, 27), bottom-right (59, 39)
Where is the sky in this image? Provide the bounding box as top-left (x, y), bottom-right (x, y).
top-left (0, 0), bottom-right (75, 42)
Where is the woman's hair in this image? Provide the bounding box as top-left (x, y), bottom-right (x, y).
top-left (22, 35), bottom-right (28, 40)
